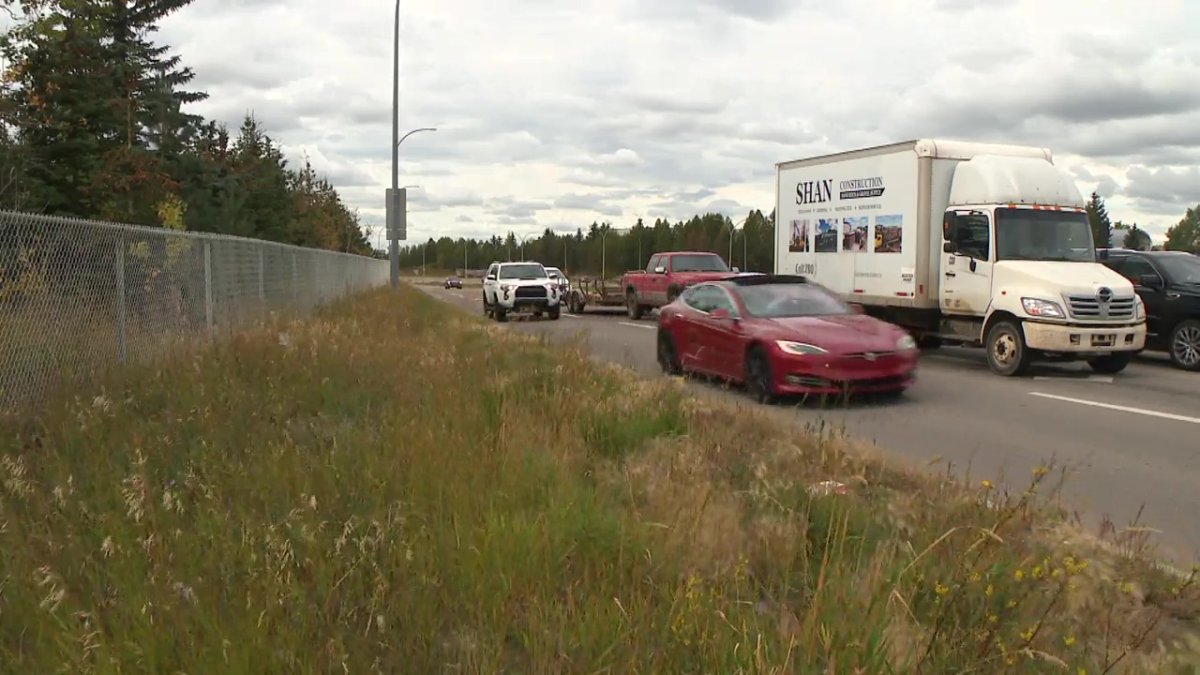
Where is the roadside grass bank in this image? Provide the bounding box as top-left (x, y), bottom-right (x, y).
top-left (1, 285), bottom-right (1197, 673)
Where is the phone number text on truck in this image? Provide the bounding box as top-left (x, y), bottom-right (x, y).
top-left (773, 138), bottom-right (1147, 376)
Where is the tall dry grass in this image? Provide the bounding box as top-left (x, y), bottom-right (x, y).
top-left (0, 285), bottom-right (1197, 673)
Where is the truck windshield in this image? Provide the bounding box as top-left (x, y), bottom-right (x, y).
top-left (736, 283), bottom-right (850, 318)
top-left (1159, 255), bottom-right (1200, 285)
top-left (498, 263), bottom-right (547, 279)
top-left (995, 209), bottom-right (1095, 262)
top-left (671, 254), bottom-right (730, 272)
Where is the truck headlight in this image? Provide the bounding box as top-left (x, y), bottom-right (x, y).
top-left (896, 334), bottom-right (917, 351)
top-left (1135, 296), bottom-right (1145, 320)
top-left (776, 340), bottom-right (828, 355)
top-left (1021, 297), bottom-right (1065, 319)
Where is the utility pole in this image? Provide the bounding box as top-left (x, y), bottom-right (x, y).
top-left (388, 0), bottom-right (400, 288)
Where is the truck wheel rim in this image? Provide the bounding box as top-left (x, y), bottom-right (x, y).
top-left (993, 332), bottom-right (1018, 366)
top-left (1173, 326), bottom-right (1200, 367)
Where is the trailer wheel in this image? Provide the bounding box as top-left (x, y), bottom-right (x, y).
top-left (985, 320), bottom-right (1031, 376)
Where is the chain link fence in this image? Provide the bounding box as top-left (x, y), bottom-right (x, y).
top-left (1, 210), bottom-right (389, 413)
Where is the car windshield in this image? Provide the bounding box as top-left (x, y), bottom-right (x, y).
top-left (1158, 254), bottom-right (1200, 285)
top-left (498, 263), bottom-right (547, 279)
top-left (995, 209), bottom-right (1095, 262)
top-left (671, 254), bottom-right (729, 272)
top-left (736, 283), bottom-right (850, 318)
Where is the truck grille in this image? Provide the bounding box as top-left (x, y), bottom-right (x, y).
top-left (515, 286), bottom-right (547, 299)
top-left (1064, 293), bottom-right (1135, 321)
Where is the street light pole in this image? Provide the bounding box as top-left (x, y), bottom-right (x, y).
top-left (389, 0), bottom-right (400, 288)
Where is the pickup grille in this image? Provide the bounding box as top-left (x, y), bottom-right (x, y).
top-left (515, 286), bottom-right (547, 299)
top-left (1064, 294), bottom-right (1136, 321)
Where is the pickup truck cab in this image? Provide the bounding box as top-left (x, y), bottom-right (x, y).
top-left (621, 251), bottom-right (739, 319)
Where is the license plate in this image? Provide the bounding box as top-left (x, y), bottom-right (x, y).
top-left (1090, 334), bottom-right (1116, 347)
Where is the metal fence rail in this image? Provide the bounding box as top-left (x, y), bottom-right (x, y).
top-left (0, 210), bottom-right (389, 412)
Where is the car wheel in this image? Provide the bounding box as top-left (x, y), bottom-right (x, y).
top-left (985, 320), bottom-right (1032, 377)
top-left (1169, 319), bottom-right (1200, 371)
top-left (626, 290), bottom-right (644, 320)
top-left (657, 331), bottom-right (682, 375)
top-left (1087, 352), bottom-right (1133, 374)
top-left (548, 306), bottom-right (561, 320)
top-left (744, 346), bottom-right (777, 404)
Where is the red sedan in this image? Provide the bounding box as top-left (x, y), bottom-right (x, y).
top-left (656, 274), bottom-right (918, 401)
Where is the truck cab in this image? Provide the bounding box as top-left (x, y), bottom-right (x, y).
top-left (936, 155), bottom-right (1146, 375)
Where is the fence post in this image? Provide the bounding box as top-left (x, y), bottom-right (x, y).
top-left (115, 237), bottom-right (127, 363)
top-left (204, 240), bottom-right (214, 335)
top-left (258, 248), bottom-right (266, 317)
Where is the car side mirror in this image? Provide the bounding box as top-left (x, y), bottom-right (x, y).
top-left (731, 266), bottom-right (740, 273)
top-left (485, 274), bottom-right (496, 281)
top-left (654, 266), bottom-right (666, 274)
top-left (943, 241), bottom-right (955, 254)
top-left (1139, 274), bottom-right (1162, 289)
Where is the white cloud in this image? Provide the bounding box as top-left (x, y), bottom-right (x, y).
top-left (159, 0), bottom-right (1200, 244)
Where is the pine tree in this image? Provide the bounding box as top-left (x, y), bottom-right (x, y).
top-left (1085, 192), bottom-right (1112, 249)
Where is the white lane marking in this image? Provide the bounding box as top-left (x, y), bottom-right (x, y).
top-left (1033, 375), bottom-right (1114, 383)
top-left (619, 321), bottom-right (655, 330)
top-left (564, 313), bottom-right (582, 319)
top-left (1028, 392), bottom-right (1200, 425)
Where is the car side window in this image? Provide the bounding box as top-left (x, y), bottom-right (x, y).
top-left (1118, 257), bottom-right (1160, 286)
top-left (646, 254), bottom-right (662, 273)
top-left (684, 285), bottom-right (716, 312)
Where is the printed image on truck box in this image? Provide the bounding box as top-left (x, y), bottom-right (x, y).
top-left (842, 216), bottom-right (868, 252)
top-left (789, 219), bottom-right (810, 252)
top-left (815, 218), bottom-right (838, 252)
top-left (874, 214), bottom-right (903, 253)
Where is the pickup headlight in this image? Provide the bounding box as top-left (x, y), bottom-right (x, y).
top-left (1021, 297), bottom-right (1065, 319)
top-left (1135, 296), bottom-right (1145, 320)
top-left (896, 334), bottom-right (917, 351)
top-left (775, 340), bottom-right (828, 356)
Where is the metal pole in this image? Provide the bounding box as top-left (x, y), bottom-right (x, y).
top-left (257, 248), bottom-right (266, 315)
top-left (728, 222), bottom-right (733, 265)
top-left (743, 226), bottom-right (747, 271)
top-left (388, 0), bottom-right (400, 288)
top-left (115, 239), bottom-right (126, 363)
top-left (204, 241), bottom-right (213, 335)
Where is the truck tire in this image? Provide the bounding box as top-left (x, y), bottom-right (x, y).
top-left (985, 320), bottom-right (1032, 376)
top-left (626, 289), bottom-right (644, 320)
top-left (1087, 352), bottom-right (1132, 374)
top-left (482, 292), bottom-right (491, 317)
top-left (1168, 319), bottom-right (1200, 371)
top-left (494, 306), bottom-right (507, 322)
top-left (548, 305), bottom-right (561, 320)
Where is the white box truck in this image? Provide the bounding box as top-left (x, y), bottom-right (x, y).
top-left (773, 139), bottom-right (1147, 376)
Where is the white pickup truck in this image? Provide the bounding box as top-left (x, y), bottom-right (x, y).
top-left (773, 139), bottom-right (1147, 376)
top-left (481, 261), bottom-right (562, 322)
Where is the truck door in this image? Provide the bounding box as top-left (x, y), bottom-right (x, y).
top-left (940, 210), bottom-right (994, 316)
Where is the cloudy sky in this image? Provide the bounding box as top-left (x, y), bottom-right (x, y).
top-left (159, 0), bottom-right (1200, 247)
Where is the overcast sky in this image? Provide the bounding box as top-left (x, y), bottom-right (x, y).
top-left (158, 0), bottom-right (1200, 246)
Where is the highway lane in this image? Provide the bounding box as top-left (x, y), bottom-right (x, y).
top-left (416, 282), bottom-right (1200, 564)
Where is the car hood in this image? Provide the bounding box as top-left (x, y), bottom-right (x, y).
top-left (757, 314), bottom-right (905, 353)
top-left (993, 261), bottom-right (1136, 298)
top-left (499, 278), bottom-right (552, 286)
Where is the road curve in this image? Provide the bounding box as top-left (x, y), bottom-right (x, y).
top-left (415, 282), bottom-right (1200, 565)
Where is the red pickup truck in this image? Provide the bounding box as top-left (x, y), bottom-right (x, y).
top-left (621, 251), bottom-right (737, 319)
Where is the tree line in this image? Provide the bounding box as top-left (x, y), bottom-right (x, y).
top-left (399, 210), bottom-right (777, 277)
top-left (0, 1), bottom-right (371, 255)
top-left (404, 195), bottom-right (1200, 277)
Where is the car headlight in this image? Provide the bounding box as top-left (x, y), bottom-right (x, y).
top-left (1021, 297), bottom-right (1065, 318)
top-left (500, 284), bottom-right (515, 292)
top-left (896, 334), bottom-right (917, 351)
top-left (775, 340), bottom-right (828, 356)
top-left (1135, 296), bottom-right (1145, 320)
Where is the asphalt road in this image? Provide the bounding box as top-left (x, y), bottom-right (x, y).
top-left (415, 281), bottom-right (1200, 565)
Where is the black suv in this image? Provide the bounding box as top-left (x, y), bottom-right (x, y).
top-left (1099, 248), bottom-right (1200, 371)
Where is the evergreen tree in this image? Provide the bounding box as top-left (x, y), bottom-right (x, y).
top-left (1085, 192), bottom-right (1112, 250)
top-left (1165, 206), bottom-right (1200, 252)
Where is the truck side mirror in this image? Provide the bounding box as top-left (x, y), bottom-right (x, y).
top-left (942, 212), bottom-right (957, 241)
top-left (1139, 274), bottom-right (1162, 289)
top-left (943, 241), bottom-right (955, 254)
top-left (731, 266), bottom-right (740, 273)
top-left (654, 266), bottom-right (666, 274)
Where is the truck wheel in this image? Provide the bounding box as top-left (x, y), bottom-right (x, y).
top-left (494, 307), bottom-right (507, 322)
top-left (482, 293), bottom-right (491, 317)
top-left (657, 331), bottom-right (682, 375)
top-left (985, 320), bottom-right (1032, 376)
top-left (548, 305), bottom-right (561, 320)
top-left (1169, 319), bottom-right (1200, 371)
top-left (917, 335), bottom-right (943, 350)
top-left (1087, 352), bottom-right (1133, 374)
top-left (626, 290), bottom-right (644, 320)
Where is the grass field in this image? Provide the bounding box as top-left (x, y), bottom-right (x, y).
top-left (1, 285), bottom-right (1197, 673)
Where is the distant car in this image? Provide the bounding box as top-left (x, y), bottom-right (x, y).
top-left (444, 277), bottom-right (463, 289)
top-left (656, 274), bottom-right (918, 402)
top-left (1099, 249), bottom-right (1200, 370)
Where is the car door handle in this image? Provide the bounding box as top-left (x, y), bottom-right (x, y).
top-left (945, 271), bottom-right (956, 278)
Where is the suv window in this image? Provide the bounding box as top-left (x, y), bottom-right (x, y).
top-left (646, 254), bottom-right (662, 273)
top-left (1115, 256), bottom-right (1160, 285)
top-left (498, 263), bottom-right (547, 279)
